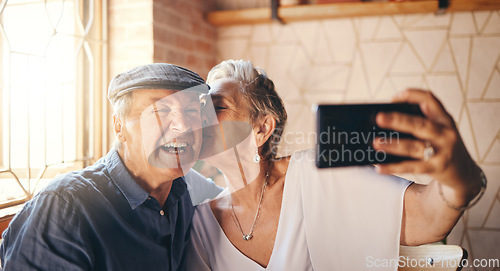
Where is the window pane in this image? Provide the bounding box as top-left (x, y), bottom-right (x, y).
top-left (0, 0), bottom-right (104, 207)
top-left (2, 2), bottom-right (54, 56)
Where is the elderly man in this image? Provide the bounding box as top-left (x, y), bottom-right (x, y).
top-left (0, 64), bottom-right (222, 270)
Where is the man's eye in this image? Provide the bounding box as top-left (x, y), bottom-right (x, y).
top-left (153, 108), bottom-right (171, 115)
top-left (185, 108), bottom-right (200, 116)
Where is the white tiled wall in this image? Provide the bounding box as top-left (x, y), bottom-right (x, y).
top-left (215, 11), bottom-right (500, 268)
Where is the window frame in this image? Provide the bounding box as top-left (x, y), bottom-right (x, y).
top-left (0, 0), bottom-right (107, 212)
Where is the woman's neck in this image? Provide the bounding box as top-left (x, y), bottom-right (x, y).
top-left (221, 156), bottom-right (290, 209)
top-left (223, 161), bottom-right (269, 208)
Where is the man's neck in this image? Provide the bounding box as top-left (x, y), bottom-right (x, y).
top-left (129, 169), bottom-right (175, 208)
top-left (149, 181), bottom-right (174, 208)
top-left (118, 149), bottom-right (177, 207)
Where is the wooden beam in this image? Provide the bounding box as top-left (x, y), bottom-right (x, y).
top-left (206, 0), bottom-right (500, 26)
top-left (279, 1), bottom-right (438, 22)
top-left (207, 8), bottom-right (272, 26)
top-left (449, 0), bottom-right (500, 11)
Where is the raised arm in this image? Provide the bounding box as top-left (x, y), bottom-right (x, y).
top-left (372, 89), bottom-right (485, 246)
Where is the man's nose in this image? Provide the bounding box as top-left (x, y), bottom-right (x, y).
top-left (169, 110), bottom-right (191, 133)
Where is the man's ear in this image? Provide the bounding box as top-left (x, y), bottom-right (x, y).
top-left (113, 114), bottom-right (126, 142)
top-left (254, 115), bottom-right (276, 148)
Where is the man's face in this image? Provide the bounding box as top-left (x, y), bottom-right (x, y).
top-left (119, 89), bottom-right (203, 181)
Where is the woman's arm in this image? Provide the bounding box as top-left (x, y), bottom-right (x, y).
top-left (372, 89), bottom-right (484, 246)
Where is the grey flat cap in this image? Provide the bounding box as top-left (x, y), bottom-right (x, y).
top-left (108, 63), bottom-right (209, 104)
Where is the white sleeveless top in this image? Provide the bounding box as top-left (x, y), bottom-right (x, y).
top-left (187, 150), bottom-right (412, 271)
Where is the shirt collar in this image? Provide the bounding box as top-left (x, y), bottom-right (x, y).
top-left (105, 149), bottom-right (188, 210)
top-left (106, 149), bottom-right (150, 210)
top-left (167, 176), bottom-right (188, 207)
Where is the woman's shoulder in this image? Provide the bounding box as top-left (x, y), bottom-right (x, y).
top-left (193, 189), bottom-right (230, 221)
top-left (286, 149), bottom-right (411, 189)
top-left (193, 201), bottom-right (210, 222)
top-left (288, 149), bottom-right (374, 172)
top-left (289, 149), bottom-right (315, 161)
top-left (278, 149), bottom-right (314, 172)
top-left (192, 200), bottom-right (220, 238)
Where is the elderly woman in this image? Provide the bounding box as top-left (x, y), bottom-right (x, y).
top-left (187, 60), bottom-right (485, 270)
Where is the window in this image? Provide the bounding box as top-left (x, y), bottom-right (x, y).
top-left (0, 0), bottom-right (106, 213)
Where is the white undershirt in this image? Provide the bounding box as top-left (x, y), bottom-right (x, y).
top-left (187, 150), bottom-right (411, 271)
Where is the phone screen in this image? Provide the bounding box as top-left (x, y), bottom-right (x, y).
top-left (315, 103), bottom-right (424, 168)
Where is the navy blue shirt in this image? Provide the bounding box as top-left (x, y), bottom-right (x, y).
top-left (1, 150), bottom-right (220, 271)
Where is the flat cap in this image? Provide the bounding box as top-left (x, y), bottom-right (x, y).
top-left (108, 63), bottom-right (209, 104)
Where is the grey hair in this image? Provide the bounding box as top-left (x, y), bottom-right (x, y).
top-left (111, 92), bottom-right (133, 150)
top-left (207, 59), bottom-right (287, 161)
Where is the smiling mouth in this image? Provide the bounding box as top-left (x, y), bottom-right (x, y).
top-left (161, 141), bottom-right (189, 154)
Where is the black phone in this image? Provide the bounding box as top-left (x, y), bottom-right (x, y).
top-left (315, 103), bottom-right (424, 168)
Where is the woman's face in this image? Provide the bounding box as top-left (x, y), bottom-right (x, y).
top-left (209, 78), bottom-right (250, 123)
top-left (201, 78), bottom-right (255, 156)
top-left (200, 78), bottom-right (262, 191)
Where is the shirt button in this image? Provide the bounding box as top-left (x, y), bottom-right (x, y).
top-left (160, 210), bottom-right (165, 216)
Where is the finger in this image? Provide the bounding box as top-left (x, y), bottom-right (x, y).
top-left (376, 160), bottom-right (435, 175)
top-left (391, 89), bottom-right (453, 127)
top-left (373, 138), bottom-right (427, 160)
top-left (376, 111), bottom-right (444, 142)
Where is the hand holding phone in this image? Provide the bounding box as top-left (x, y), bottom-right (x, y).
top-left (315, 103), bottom-right (424, 168)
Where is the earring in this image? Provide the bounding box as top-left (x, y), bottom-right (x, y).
top-left (253, 150), bottom-right (261, 163)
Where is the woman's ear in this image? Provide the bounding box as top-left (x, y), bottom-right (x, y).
top-left (113, 114), bottom-right (126, 142)
top-left (254, 115), bottom-right (276, 147)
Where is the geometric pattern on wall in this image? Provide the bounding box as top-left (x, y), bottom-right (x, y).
top-left (216, 11), bottom-right (500, 269)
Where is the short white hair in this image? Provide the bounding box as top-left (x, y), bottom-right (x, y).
top-left (112, 92), bottom-right (133, 150)
top-left (207, 59), bottom-right (260, 85)
top-left (207, 59), bottom-right (287, 161)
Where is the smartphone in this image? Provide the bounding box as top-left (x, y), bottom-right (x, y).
top-left (315, 103), bottom-right (424, 168)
